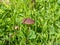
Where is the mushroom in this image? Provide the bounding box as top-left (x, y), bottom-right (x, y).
top-left (22, 18), bottom-right (34, 24)
top-left (12, 26), bottom-right (20, 30)
top-left (14, 26), bottom-right (20, 30)
top-left (22, 18), bottom-right (35, 30)
top-left (22, 18), bottom-right (35, 44)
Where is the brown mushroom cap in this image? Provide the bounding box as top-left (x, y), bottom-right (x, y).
top-left (22, 18), bottom-right (35, 24)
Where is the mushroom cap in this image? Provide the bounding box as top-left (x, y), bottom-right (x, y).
top-left (22, 18), bottom-right (35, 24)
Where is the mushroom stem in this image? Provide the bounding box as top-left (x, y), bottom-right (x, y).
top-left (26, 25), bottom-right (30, 44)
top-left (28, 25), bottom-right (30, 30)
top-left (22, 18), bottom-right (35, 44)
top-left (26, 25), bottom-right (30, 35)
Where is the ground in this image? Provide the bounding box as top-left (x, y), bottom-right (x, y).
top-left (0, 0), bottom-right (60, 45)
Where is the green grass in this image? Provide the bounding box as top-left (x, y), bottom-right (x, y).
top-left (0, 0), bottom-right (60, 45)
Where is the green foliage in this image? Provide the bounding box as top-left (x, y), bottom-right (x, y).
top-left (0, 0), bottom-right (60, 45)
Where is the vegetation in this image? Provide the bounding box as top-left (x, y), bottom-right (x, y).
top-left (0, 0), bottom-right (60, 45)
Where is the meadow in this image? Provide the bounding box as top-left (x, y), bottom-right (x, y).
top-left (0, 0), bottom-right (60, 45)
